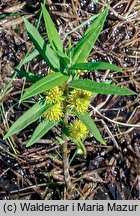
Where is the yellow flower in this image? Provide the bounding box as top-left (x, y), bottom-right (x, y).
top-left (69, 120), bottom-right (88, 141)
top-left (44, 103), bottom-right (63, 121)
top-left (76, 59), bottom-right (88, 75)
top-left (68, 89), bottom-right (92, 113)
top-left (45, 86), bottom-right (63, 104)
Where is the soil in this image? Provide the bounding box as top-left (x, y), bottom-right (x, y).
top-left (0, 0), bottom-right (140, 200)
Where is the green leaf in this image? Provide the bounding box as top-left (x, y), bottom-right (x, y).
top-left (42, 4), bottom-right (64, 52)
top-left (77, 112), bottom-right (106, 145)
top-left (4, 101), bottom-right (52, 139)
top-left (21, 72), bottom-right (69, 101)
top-left (71, 8), bottom-right (108, 64)
top-left (26, 120), bottom-right (58, 147)
top-left (24, 18), bottom-right (60, 71)
top-left (71, 62), bottom-right (122, 72)
top-left (14, 68), bottom-right (41, 83)
top-left (71, 79), bottom-right (136, 95)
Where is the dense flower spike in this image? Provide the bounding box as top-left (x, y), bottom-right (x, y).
top-left (44, 103), bottom-right (63, 121)
top-left (68, 89), bottom-right (92, 113)
top-left (69, 120), bottom-right (88, 141)
top-left (45, 86), bottom-right (63, 104)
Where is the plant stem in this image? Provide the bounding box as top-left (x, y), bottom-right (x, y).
top-left (62, 132), bottom-right (71, 199)
top-left (62, 83), bottom-right (72, 199)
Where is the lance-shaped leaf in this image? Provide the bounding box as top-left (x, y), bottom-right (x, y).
top-left (24, 18), bottom-right (60, 71)
top-left (71, 62), bottom-right (122, 72)
top-left (71, 79), bottom-right (136, 95)
top-left (42, 5), bottom-right (64, 52)
top-left (26, 120), bottom-right (58, 147)
top-left (21, 72), bottom-right (69, 101)
top-left (4, 101), bottom-right (52, 139)
top-left (77, 112), bottom-right (106, 145)
top-left (42, 5), bottom-right (69, 68)
top-left (71, 8), bottom-right (108, 64)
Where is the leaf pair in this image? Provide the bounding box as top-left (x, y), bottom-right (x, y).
top-left (4, 72), bottom-right (69, 146)
top-left (22, 7), bottom-right (109, 71)
top-left (4, 102), bottom-right (58, 147)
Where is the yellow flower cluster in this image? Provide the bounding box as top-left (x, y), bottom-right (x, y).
top-left (44, 86), bottom-right (63, 121)
top-left (44, 103), bottom-right (63, 121)
top-left (68, 89), bottom-right (92, 113)
top-left (69, 120), bottom-right (88, 141)
top-left (45, 86), bottom-right (63, 104)
top-left (44, 83), bottom-right (92, 124)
